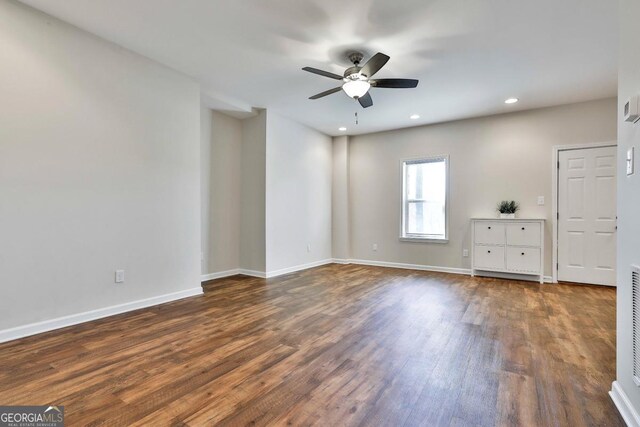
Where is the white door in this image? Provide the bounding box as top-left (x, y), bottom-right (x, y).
top-left (558, 146), bottom-right (617, 285)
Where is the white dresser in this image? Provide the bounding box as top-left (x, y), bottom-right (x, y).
top-left (471, 218), bottom-right (545, 283)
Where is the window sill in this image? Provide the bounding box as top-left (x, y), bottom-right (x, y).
top-left (399, 236), bottom-right (449, 244)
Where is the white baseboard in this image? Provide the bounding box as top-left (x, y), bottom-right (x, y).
top-left (201, 260), bottom-right (334, 282)
top-left (610, 381), bottom-right (640, 427)
top-left (346, 259), bottom-right (471, 275)
top-left (201, 259), bottom-right (467, 281)
top-left (200, 268), bottom-right (266, 280)
top-left (473, 270), bottom-right (553, 284)
top-left (201, 259), bottom-right (554, 284)
top-left (0, 287), bottom-right (203, 344)
top-left (239, 269), bottom-right (267, 278)
top-left (265, 259), bottom-right (334, 278)
top-left (338, 259), bottom-right (553, 282)
top-left (201, 269), bottom-right (241, 282)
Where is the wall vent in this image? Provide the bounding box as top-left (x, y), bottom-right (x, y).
top-left (633, 265), bottom-right (640, 386)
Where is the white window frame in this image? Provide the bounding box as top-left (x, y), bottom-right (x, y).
top-left (400, 155), bottom-right (450, 243)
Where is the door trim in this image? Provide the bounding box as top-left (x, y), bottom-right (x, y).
top-left (551, 141), bottom-right (617, 283)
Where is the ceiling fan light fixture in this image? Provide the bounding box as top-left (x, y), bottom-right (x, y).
top-left (342, 80), bottom-right (371, 99)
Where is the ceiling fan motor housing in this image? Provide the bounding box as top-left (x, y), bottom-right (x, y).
top-left (345, 52), bottom-right (367, 79)
top-left (344, 66), bottom-right (364, 80)
top-left (347, 51), bottom-right (364, 66)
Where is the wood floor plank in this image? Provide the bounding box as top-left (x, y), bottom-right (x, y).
top-left (0, 264), bottom-right (624, 426)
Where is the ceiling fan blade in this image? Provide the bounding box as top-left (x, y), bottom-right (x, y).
top-left (309, 87), bottom-right (342, 99)
top-left (360, 52), bottom-right (390, 78)
top-left (302, 67), bottom-right (344, 80)
top-left (358, 92), bottom-right (373, 108)
top-left (372, 79), bottom-right (419, 88)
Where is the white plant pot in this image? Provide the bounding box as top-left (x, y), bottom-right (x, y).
top-left (500, 213), bottom-right (516, 219)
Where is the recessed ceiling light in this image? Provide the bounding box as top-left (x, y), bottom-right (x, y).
top-left (410, 114), bottom-right (420, 120)
top-left (338, 127), bottom-right (347, 131)
top-left (505, 98), bottom-right (519, 104)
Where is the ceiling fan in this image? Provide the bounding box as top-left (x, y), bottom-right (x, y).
top-left (302, 51), bottom-right (418, 108)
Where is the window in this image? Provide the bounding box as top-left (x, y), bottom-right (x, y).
top-left (401, 156), bottom-right (448, 241)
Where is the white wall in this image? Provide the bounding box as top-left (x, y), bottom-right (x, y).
top-left (200, 105), bottom-right (212, 274)
top-left (347, 98), bottom-right (617, 276)
top-left (0, 0), bottom-right (201, 331)
top-left (239, 110), bottom-right (267, 273)
top-left (265, 112), bottom-right (333, 273)
top-left (614, 0), bottom-right (640, 420)
top-left (200, 108), bottom-right (242, 275)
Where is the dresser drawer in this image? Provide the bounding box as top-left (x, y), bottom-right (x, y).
top-left (474, 245), bottom-right (505, 270)
top-left (506, 247), bottom-right (541, 273)
top-left (506, 223), bottom-right (541, 247)
top-left (474, 222), bottom-right (505, 245)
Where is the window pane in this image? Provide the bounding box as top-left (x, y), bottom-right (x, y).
top-left (404, 159), bottom-right (446, 237)
top-left (407, 201), bottom-right (446, 236)
top-left (406, 161), bottom-right (446, 202)
top-left (405, 163), bottom-right (421, 200)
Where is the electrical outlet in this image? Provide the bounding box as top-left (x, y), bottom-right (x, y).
top-left (537, 196), bottom-right (545, 206)
top-left (463, 249), bottom-right (469, 257)
top-left (372, 243), bottom-right (378, 251)
top-left (307, 244), bottom-right (311, 252)
top-left (115, 270), bottom-right (125, 283)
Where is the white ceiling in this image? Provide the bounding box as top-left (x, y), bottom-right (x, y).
top-left (20, 0), bottom-right (618, 136)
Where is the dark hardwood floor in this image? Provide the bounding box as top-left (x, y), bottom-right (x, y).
top-left (0, 264), bottom-right (622, 426)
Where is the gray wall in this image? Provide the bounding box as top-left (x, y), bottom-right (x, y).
top-left (346, 98), bottom-right (617, 276)
top-left (615, 0), bottom-right (640, 416)
top-left (0, 0), bottom-right (201, 330)
top-left (201, 109), bottom-right (333, 276)
top-left (239, 110), bottom-right (267, 273)
top-left (332, 136), bottom-right (350, 260)
top-left (265, 112), bottom-right (333, 273)
top-left (200, 109), bottom-right (242, 275)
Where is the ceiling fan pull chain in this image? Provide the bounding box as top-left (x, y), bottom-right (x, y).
top-left (355, 112), bottom-right (358, 125)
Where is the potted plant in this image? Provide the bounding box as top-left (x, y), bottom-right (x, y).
top-left (497, 200), bottom-right (519, 219)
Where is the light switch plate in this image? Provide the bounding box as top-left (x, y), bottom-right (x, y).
top-left (537, 196), bottom-right (545, 206)
top-left (628, 147), bottom-right (635, 176)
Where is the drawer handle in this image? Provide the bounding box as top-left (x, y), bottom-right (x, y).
top-left (521, 252), bottom-right (525, 255)
top-left (488, 250), bottom-right (491, 253)
top-left (488, 226), bottom-right (491, 230)
top-left (521, 227), bottom-right (525, 230)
